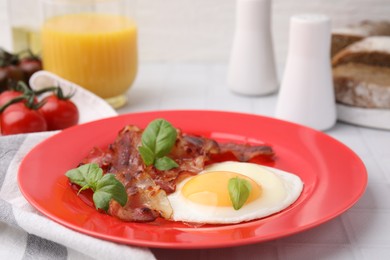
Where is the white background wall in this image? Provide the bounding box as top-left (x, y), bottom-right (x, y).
top-left (134, 0), bottom-right (390, 68)
top-left (1, 0), bottom-right (390, 68)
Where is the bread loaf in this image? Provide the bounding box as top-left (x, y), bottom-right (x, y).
top-left (331, 20), bottom-right (390, 57)
top-left (333, 63), bottom-right (390, 109)
top-left (331, 20), bottom-right (390, 118)
top-left (332, 36), bottom-right (390, 67)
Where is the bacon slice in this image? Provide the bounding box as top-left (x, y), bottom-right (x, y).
top-left (79, 125), bottom-right (274, 222)
top-left (218, 142), bottom-right (274, 162)
top-left (109, 171), bottom-right (172, 222)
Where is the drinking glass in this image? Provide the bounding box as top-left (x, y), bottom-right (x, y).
top-left (8, 0), bottom-right (41, 54)
top-left (41, 0), bottom-right (137, 108)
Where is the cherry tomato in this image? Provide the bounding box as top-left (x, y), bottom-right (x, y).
top-left (39, 95), bottom-right (79, 130)
top-left (1, 103), bottom-right (47, 135)
top-left (0, 68), bottom-right (7, 91)
top-left (1, 65), bottom-right (24, 82)
top-left (0, 89), bottom-right (38, 108)
top-left (19, 58), bottom-right (42, 82)
top-left (0, 90), bottom-right (22, 106)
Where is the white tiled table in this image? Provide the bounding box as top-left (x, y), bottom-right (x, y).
top-left (117, 62), bottom-right (390, 260)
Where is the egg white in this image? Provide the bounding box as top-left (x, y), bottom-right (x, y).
top-left (167, 161), bottom-right (304, 224)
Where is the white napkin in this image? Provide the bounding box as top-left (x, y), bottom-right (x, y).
top-left (0, 72), bottom-right (155, 259)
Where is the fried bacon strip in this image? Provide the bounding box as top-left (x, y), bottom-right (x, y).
top-left (218, 142), bottom-right (274, 162)
top-left (80, 125), bottom-right (274, 222)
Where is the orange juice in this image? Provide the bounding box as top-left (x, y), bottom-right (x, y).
top-left (41, 13), bottom-right (137, 101)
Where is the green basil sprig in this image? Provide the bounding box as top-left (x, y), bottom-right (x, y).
top-left (138, 119), bottom-right (179, 171)
top-left (65, 163), bottom-right (128, 212)
top-left (228, 177), bottom-right (252, 210)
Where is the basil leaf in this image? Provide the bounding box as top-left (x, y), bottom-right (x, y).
top-left (138, 145), bottom-right (155, 166)
top-left (154, 120), bottom-right (177, 158)
top-left (84, 163), bottom-right (103, 190)
top-left (141, 120), bottom-right (159, 153)
top-left (93, 190), bottom-right (112, 212)
top-left (139, 119), bottom-right (178, 170)
top-left (65, 163), bottom-right (128, 212)
top-left (65, 163), bottom-right (103, 191)
top-left (65, 168), bottom-right (89, 188)
top-left (142, 119), bottom-right (177, 158)
top-left (155, 156), bottom-right (179, 171)
top-left (94, 174), bottom-right (128, 211)
top-left (228, 177), bottom-right (252, 210)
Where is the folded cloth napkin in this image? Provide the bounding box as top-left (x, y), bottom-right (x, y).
top-left (0, 72), bottom-right (155, 259)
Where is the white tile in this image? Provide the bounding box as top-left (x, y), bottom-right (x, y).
top-left (136, 62), bottom-right (174, 86)
top-left (252, 94), bottom-right (278, 117)
top-left (153, 243), bottom-right (278, 260)
top-left (159, 96), bottom-right (206, 110)
top-left (206, 88), bottom-right (254, 113)
top-left (359, 157), bottom-right (387, 184)
top-left (281, 217), bottom-right (350, 244)
top-left (344, 210), bottom-right (390, 246)
top-left (202, 243), bottom-right (278, 260)
top-left (359, 128), bottom-right (390, 157)
top-left (207, 64), bottom-right (228, 86)
top-left (279, 244), bottom-right (356, 260)
top-left (361, 246), bottom-right (390, 260)
top-left (377, 157), bottom-right (390, 183)
top-left (352, 182), bottom-right (390, 210)
top-left (124, 87), bottom-right (162, 112)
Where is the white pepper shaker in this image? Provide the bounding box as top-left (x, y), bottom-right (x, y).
top-left (275, 14), bottom-right (336, 131)
top-left (227, 0), bottom-right (278, 96)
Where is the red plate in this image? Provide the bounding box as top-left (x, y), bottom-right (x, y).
top-left (18, 110), bottom-right (367, 249)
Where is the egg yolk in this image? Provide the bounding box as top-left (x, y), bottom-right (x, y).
top-left (181, 171), bottom-right (262, 207)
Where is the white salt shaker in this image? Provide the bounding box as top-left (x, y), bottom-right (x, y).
top-left (227, 0), bottom-right (278, 96)
top-left (275, 14), bottom-right (336, 131)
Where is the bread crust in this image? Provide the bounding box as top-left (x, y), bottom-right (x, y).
top-left (334, 75), bottom-right (390, 109)
top-left (331, 35), bottom-right (363, 57)
top-left (331, 20), bottom-right (390, 57)
top-left (332, 36), bottom-right (390, 67)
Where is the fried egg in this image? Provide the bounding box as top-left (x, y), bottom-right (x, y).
top-left (167, 161), bottom-right (303, 224)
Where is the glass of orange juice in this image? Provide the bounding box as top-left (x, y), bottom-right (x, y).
top-left (41, 0), bottom-right (137, 108)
